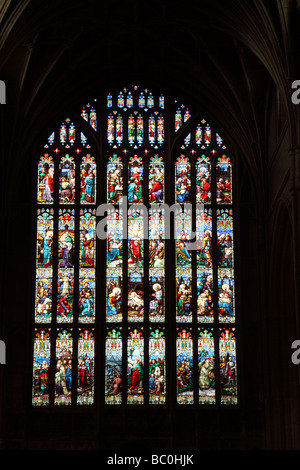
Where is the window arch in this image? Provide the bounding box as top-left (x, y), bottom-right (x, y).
top-left (32, 86), bottom-right (237, 407)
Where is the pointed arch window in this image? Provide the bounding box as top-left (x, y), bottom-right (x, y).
top-left (32, 87), bottom-right (237, 408)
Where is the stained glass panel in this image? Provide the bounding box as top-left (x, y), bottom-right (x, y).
top-left (58, 209), bottom-right (75, 269)
top-left (54, 329), bottom-right (73, 406)
top-left (107, 155), bottom-right (123, 204)
top-left (78, 268), bottom-right (95, 322)
top-left (218, 268), bottom-right (234, 323)
top-left (149, 207), bottom-right (165, 322)
top-left (80, 209), bottom-right (96, 268)
top-left (77, 329), bottom-right (95, 405)
top-left (37, 154), bottom-right (54, 204)
top-left (107, 207), bottom-right (123, 322)
top-left (35, 267), bottom-right (53, 323)
top-left (127, 327), bottom-right (144, 404)
top-left (105, 328), bottom-right (123, 404)
top-left (177, 327), bottom-right (193, 404)
top-left (80, 154), bottom-right (96, 204)
top-left (197, 267), bottom-right (213, 323)
top-left (196, 155), bottom-right (211, 204)
top-left (59, 155), bottom-right (76, 204)
top-left (217, 209), bottom-right (233, 269)
top-left (198, 327), bottom-right (215, 404)
top-left (175, 155), bottom-right (191, 203)
top-left (32, 329), bottom-right (51, 406)
top-left (149, 155), bottom-right (164, 204)
top-left (57, 267), bottom-right (74, 323)
top-left (196, 207), bottom-right (213, 267)
top-left (219, 328), bottom-right (237, 404)
top-left (128, 155), bottom-right (143, 203)
top-left (216, 155), bottom-right (232, 203)
top-left (149, 327), bottom-right (166, 404)
top-left (36, 209), bottom-right (54, 269)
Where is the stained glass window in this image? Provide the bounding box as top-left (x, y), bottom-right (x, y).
top-left (32, 86), bottom-right (238, 407)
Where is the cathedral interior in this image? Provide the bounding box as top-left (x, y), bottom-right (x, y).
top-left (1, 0), bottom-right (300, 451)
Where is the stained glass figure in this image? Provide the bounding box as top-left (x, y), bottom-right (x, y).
top-left (105, 328), bottom-right (122, 404)
top-left (79, 269), bottom-right (95, 323)
top-left (32, 329), bottom-right (51, 406)
top-left (149, 206), bottom-right (165, 322)
top-left (107, 208), bottom-right (123, 322)
top-left (197, 267), bottom-right (213, 323)
top-left (175, 155), bottom-right (191, 203)
top-left (126, 91), bottom-right (133, 108)
top-left (81, 103), bottom-right (97, 131)
top-left (175, 107), bottom-right (182, 132)
top-left (157, 115), bottom-right (164, 145)
top-left (127, 327), bottom-right (144, 404)
top-left (59, 155), bottom-right (76, 203)
top-left (159, 95), bottom-right (164, 109)
top-left (60, 123), bottom-right (67, 144)
top-left (77, 329), bottom-right (95, 405)
top-left (90, 107), bottom-right (97, 130)
top-left (57, 268), bottom-right (74, 323)
top-left (218, 268), bottom-right (234, 323)
top-left (80, 209), bottom-right (96, 268)
top-left (38, 154), bottom-right (54, 203)
top-left (177, 327), bottom-right (193, 404)
top-left (147, 92), bottom-right (154, 109)
top-left (54, 329), bottom-right (73, 405)
top-left (148, 115), bottom-right (156, 145)
top-left (149, 327), bottom-right (166, 404)
top-left (128, 270), bottom-right (144, 323)
top-left (219, 328), bottom-right (237, 404)
top-left (175, 207), bottom-right (192, 268)
top-left (198, 327), bottom-right (215, 404)
top-left (216, 155), bottom-right (232, 203)
top-left (107, 93), bottom-right (113, 108)
top-left (107, 114), bottom-right (114, 145)
top-left (106, 268), bottom-right (122, 322)
top-left (195, 124), bottom-right (203, 146)
top-left (36, 209), bottom-right (54, 269)
top-left (149, 271), bottom-right (164, 323)
top-left (128, 208), bottom-right (144, 269)
top-left (176, 269), bottom-right (192, 323)
top-left (196, 155), bottom-right (211, 203)
top-left (137, 114), bottom-right (144, 145)
top-left (128, 114), bottom-right (136, 145)
top-left (149, 155), bottom-right (164, 203)
top-left (149, 207), bottom-right (165, 269)
top-left (81, 107), bottom-right (88, 121)
top-left (138, 92), bottom-right (145, 108)
top-left (217, 209), bottom-right (233, 269)
top-left (204, 123), bottom-right (211, 147)
top-left (107, 155), bottom-right (123, 204)
top-left (116, 115), bottom-right (123, 146)
top-left (35, 268), bottom-right (53, 323)
top-left (117, 91), bottom-right (124, 108)
top-left (107, 208), bottom-right (123, 268)
top-left (128, 155), bottom-right (143, 203)
top-left (196, 207), bottom-right (213, 267)
top-left (69, 123), bottom-right (76, 145)
top-left (80, 155), bottom-right (96, 204)
top-left (58, 209), bottom-right (75, 268)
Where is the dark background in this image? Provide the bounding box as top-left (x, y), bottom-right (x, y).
top-left (0, 0), bottom-right (300, 451)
